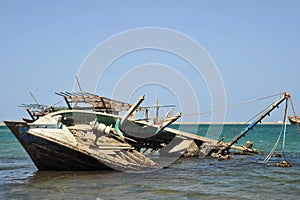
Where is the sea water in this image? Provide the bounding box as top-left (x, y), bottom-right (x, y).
top-left (0, 124), bottom-right (300, 200)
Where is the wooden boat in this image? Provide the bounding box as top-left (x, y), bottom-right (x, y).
top-left (4, 92), bottom-right (226, 171)
top-left (288, 115), bottom-right (300, 125)
top-left (6, 92), bottom-right (288, 171)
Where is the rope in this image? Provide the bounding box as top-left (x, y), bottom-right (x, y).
top-left (263, 99), bottom-right (288, 163)
top-left (218, 112), bottom-right (260, 142)
top-left (218, 94), bottom-right (284, 143)
top-left (181, 92), bottom-right (284, 117)
top-left (263, 126), bottom-right (283, 163)
top-left (289, 96), bottom-right (300, 133)
top-left (137, 92), bottom-right (285, 122)
top-left (281, 101), bottom-right (288, 161)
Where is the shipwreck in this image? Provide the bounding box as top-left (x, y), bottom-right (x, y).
top-left (4, 92), bottom-right (292, 171)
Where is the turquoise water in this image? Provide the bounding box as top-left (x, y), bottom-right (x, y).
top-left (1, 124), bottom-right (300, 199)
top-left (171, 124), bottom-right (300, 153)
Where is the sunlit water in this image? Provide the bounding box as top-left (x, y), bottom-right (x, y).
top-left (1, 124), bottom-right (300, 200)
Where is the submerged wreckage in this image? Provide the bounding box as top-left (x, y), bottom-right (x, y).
top-left (4, 92), bottom-right (292, 171)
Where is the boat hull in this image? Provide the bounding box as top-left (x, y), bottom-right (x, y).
top-left (288, 116), bottom-right (300, 125)
top-left (4, 121), bottom-right (112, 171)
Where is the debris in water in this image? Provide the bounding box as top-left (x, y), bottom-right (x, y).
top-left (274, 160), bottom-right (292, 167)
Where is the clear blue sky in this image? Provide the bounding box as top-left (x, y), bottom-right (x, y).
top-left (1, 0), bottom-right (300, 122)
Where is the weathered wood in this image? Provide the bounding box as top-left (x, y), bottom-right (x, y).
top-left (5, 120), bottom-right (157, 171)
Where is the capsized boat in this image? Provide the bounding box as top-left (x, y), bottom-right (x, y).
top-left (5, 111), bottom-right (158, 171)
top-left (5, 92), bottom-right (235, 171)
top-left (6, 91), bottom-right (282, 171)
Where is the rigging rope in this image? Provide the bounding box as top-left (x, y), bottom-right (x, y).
top-left (138, 92), bottom-right (285, 123)
top-left (289, 96), bottom-right (300, 133)
top-left (180, 92), bottom-right (284, 117)
top-left (263, 99), bottom-right (288, 163)
top-left (218, 94), bottom-right (284, 142)
top-left (281, 99), bottom-right (289, 161)
top-left (218, 110), bottom-right (262, 142)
